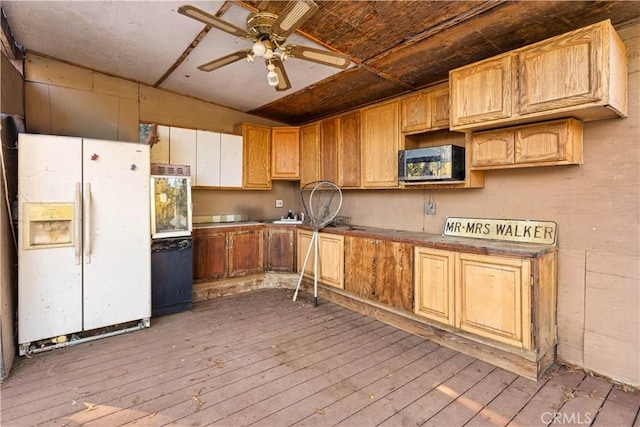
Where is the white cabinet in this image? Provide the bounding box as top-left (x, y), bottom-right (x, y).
top-left (196, 131), bottom-right (243, 188)
top-left (150, 126), bottom-right (242, 188)
top-left (220, 133), bottom-right (243, 187)
top-left (196, 130), bottom-right (221, 187)
top-left (151, 125), bottom-right (170, 163)
top-left (169, 127), bottom-right (197, 184)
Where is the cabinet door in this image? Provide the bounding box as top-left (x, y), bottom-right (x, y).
top-left (299, 123), bottom-right (321, 187)
top-left (374, 240), bottom-right (413, 311)
top-left (320, 117), bottom-right (339, 184)
top-left (471, 129), bottom-right (515, 168)
top-left (519, 23), bottom-right (603, 114)
top-left (414, 247), bottom-right (455, 326)
top-left (297, 230), bottom-right (344, 289)
top-left (297, 230), bottom-right (315, 276)
top-left (450, 54), bottom-right (514, 128)
top-left (195, 130), bottom-right (221, 187)
top-left (192, 229), bottom-right (227, 281)
top-left (344, 236), bottom-right (378, 299)
top-left (338, 111), bottom-right (361, 188)
top-left (220, 133), bottom-right (243, 187)
top-left (515, 118), bottom-right (581, 165)
top-left (318, 233), bottom-right (344, 289)
top-left (228, 228), bottom-right (264, 277)
top-left (456, 253), bottom-right (532, 349)
top-left (361, 100), bottom-right (400, 188)
top-left (401, 92), bottom-right (431, 133)
top-left (169, 127), bottom-right (197, 184)
top-left (430, 84), bottom-right (451, 129)
top-left (471, 118), bottom-right (583, 169)
top-left (266, 228), bottom-right (295, 273)
top-left (242, 124), bottom-right (271, 189)
top-left (271, 127), bottom-right (300, 180)
top-left (151, 125), bottom-right (170, 164)
top-left (345, 237), bottom-right (412, 310)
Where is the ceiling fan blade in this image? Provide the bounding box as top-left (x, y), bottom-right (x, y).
top-left (269, 0), bottom-right (319, 40)
top-left (271, 58), bottom-right (292, 92)
top-left (178, 5), bottom-right (251, 39)
top-left (286, 44), bottom-right (351, 69)
top-left (198, 49), bottom-right (252, 72)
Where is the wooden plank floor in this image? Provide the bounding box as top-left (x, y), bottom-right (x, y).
top-left (2, 288), bottom-right (639, 426)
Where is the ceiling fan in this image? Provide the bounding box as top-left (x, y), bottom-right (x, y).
top-left (178, 0), bottom-right (351, 91)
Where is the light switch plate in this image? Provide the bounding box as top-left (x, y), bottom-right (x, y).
top-left (275, 199), bottom-right (284, 208)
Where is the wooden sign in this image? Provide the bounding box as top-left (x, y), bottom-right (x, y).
top-left (443, 217), bottom-right (557, 245)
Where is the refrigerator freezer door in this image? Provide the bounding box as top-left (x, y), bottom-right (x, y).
top-left (18, 134), bottom-right (83, 344)
top-left (82, 139), bottom-right (151, 331)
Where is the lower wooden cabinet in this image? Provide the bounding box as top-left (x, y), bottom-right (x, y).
top-left (414, 247), bottom-right (455, 326)
top-left (297, 230), bottom-right (344, 289)
top-left (228, 228), bottom-right (264, 277)
top-left (193, 229), bottom-right (227, 281)
top-left (414, 246), bottom-right (556, 352)
top-left (193, 226), bottom-right (264, 282)
top-left (456, 253), bottom-right (532, 349)
top-left (345, 236), bottom-right (413, 311)
top-left (265, 227), bottom-right (296, 273)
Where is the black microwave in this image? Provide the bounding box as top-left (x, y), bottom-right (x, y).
top-left (398, 145), bottom-right (465, 182)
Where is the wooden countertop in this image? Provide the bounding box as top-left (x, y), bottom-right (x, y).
top-left (193, 221), bottom-right (556, 257)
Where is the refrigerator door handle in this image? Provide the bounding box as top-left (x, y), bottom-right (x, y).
top-left (84, 182), bottom-right (92, 264)
top-left (74, 182), bottom-right (82, 265)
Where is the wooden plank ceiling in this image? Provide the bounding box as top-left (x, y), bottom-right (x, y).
top-left (244, 0), bottom-right (639, 125)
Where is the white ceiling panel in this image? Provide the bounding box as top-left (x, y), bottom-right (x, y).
top-left (4, 0), bottom-right (349, 113)
top-left (2, 1), bottom-right (224, 85)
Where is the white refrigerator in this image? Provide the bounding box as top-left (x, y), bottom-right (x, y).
top-left (18, 134), bottom-right (151, 354)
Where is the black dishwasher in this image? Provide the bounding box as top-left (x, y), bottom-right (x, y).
top-left (151, 237), bottom-right (193, 317)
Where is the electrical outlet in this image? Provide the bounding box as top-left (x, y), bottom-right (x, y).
top-left (424, 202), bottom-right (436, 215)
top-left (275, 199), bottom-right (284, 208)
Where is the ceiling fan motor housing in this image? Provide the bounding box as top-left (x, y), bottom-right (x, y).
top-left (247, 12), bottom-right (282, 41)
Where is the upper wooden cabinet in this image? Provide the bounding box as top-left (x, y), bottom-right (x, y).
top-left (400, 83), bottom-right (450, 134)
top-left (338, 111), bottom-right (362, 188)
top-left (320, 117), bottom-right (339, 184)
top-left (450, 54), bottom-right (515, 129)
top-left (299, 122), bottom-right (321, 188)
top-left (300, 111), bottom-right (362, 189)
top-left (236, 123), bottom-right (271, 189)
top-left (471, 118), bottom-right (583, 170)
top-left (361, 100), bottom-right (400, 188)
top-left (271, 127), bottom-right (299, 180)
top-left (450, 20), bottom-right (627, 131)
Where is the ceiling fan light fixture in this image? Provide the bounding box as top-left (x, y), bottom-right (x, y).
top-left (252, 41), bottom-right (267, 57)
top-left (266, 63), bottom-right (279, 86)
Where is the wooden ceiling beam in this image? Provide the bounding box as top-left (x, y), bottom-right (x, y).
top-left (1, 6), bottom-right (22, 60)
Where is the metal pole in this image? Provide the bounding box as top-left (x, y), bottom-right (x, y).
top-left (292, 230), bottom-right (317, 302)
